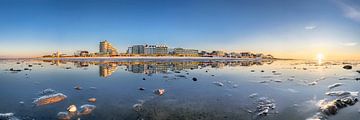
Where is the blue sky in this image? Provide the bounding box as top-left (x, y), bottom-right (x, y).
top-left (0, 0), bottom-right (359, 59)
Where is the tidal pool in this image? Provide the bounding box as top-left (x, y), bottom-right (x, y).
top-left (0, 59), bottom-right (359, 120)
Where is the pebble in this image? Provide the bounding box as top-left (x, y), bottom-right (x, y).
top-left (78, 104), bottom-right (96, 115)
top-left (154, 89), bottom-right (165, 96)
top-left (139, 87), bottom-right (145, 91)
top-left (343, 65), bottom-right (352, 70)
top-left (57, 112), bottom-right (71, 120)
top-left (67, 105), bottom-right (77, 112)
top-left (328, 83), bottom-right (344, 90)
top-left (133, 103), bottom-right (143, 112)
top-left (213, 82), bottom-right (224, 86)
top-left (88, 98), bottom-right (97, 103)
top-left (192, 77), bottom-right (197, 81)
top-left (74, 85), bottom-right (82, 90)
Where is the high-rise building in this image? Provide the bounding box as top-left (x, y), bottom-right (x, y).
top-left (144, 44), bottom-right (156, 54)
top-left (131, 45), bottom-right (145, 54)
top-left (99, 40), bottom-right (118, 55)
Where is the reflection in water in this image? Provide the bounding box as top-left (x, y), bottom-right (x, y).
top-left (43, 59), bottom-right (273, 77)
top-left (99, 63), bottom-right (118, 77)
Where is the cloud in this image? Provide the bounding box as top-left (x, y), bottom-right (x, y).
top-left (341, 42), bottom-right (357, 46)
top-left (304, 25), bottom-right (317, 30)
top-left (336, 0), bottom-right (360, 22)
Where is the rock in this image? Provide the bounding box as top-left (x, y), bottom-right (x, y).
top-left (142, 78), bottom-right (146, 80)
top-left (307, 112), bottom-right (326, 120)
top-left (28, 65), bottom-right (33, 67)
top-left (88, 98), bottom-right (97, 103)
top-left (357, 70), bottom-right (360, 73)
top-left (139, 87), bottom-right (145, 91)
top-left (272, 79), bottom-right (282, 83)
top-left (318, 96), bottom-right (358, 116)
top-left (273, 73), bottom-right (282, 75)
top-left (24, 68), bottom-right (31, 70)
top-left (213, 81), bottom-right (224, 86)
top-left (308, 81), bottom-right (317, 86)
top-left (9, 68), bottom-right (22, 72)
top-left (78, 104), bottom-right (96, 115)
top-left (39, 88), bottom-right (56, 96)
top-left (0, 113), bottom-right (14, 119)
top-left (357, 78), bottom-right (360, 81)
top-left (74, 85), bottom-right (82, 90)
top-left (57, 112), bottom-right (71, 120)
top-left (133, 103), bottom-right (143, 112)
top-left (67, 105), bottom-right (77, 113)
top-left (325, 91), bottom-right (358, 97)
top-left (33, 93), bottom-right (67, 106)
top-left (261, 70), bottom-right (265, 72)
top-left (232, 84), bottom-right (239, 88)
top-left (328, 83), bottom-right (343, 90)
top-left (192, 77), bottom-right (197, 81)
top-left (251, 70), bottom-right (255, 72)
top-left (175, 75), bottom-right (186, 78)
top-left (154, 89), bottom-right (165, 96)
top-left (259, 81), bottom-right (268, 83)
top-left (249, 93), bottom-right (258, 98)
top-left (343, 65), bottom-right (352, 70)
top-left (65, 67), bottom-right (71, 69)
top-left (256, 97), bottom-right (276, 116)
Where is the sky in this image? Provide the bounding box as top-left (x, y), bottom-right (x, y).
top-left (0, 0), bottom-right (359, 60)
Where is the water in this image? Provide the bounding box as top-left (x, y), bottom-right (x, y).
top-left (0, 59), bottom-right (359, 120)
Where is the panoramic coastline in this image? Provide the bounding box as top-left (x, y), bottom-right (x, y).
top-left (0, 0), bottom-right (359, 120)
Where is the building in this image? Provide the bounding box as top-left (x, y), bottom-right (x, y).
top-left (240, 52), bottom-right (252, 58)
top-left (144, 44), bottom-right (156, 54)
top-left (79, 51), bottom-right (89, 57)
top-left (211, 51), bottom-right (225, 57)
top-left (155, 45), bottom-right (168, 54)
top-left (99, 40), bottom-right (118, 55)
top-left (173, 48), bottom-right (199, 56)
top-left (52, 51), bottom-right (66, 58)
top-left (131, 45), bottom-right (145, 54)
top-left (127, 47), bottom-right (133, 54)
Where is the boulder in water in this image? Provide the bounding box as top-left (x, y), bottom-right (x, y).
top-left (67, 105), bottom-right (77, 113)
top-left (33, 93), bottom-right (67, 106)
top-left (57, 112), bottom-right (71, 120)
top-left (78, 104), bottom-right (96, 115)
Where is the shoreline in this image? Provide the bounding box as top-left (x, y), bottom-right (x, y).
top-left (36, 56), bottom-right (268, 61)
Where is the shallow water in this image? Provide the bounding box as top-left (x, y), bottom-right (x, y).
top-left (0, 59), bottom-right (359, 120)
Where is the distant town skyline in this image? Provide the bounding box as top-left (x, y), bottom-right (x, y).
top-left (0, 0), bottom-right (359, 60)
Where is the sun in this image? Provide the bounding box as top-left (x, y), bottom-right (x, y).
top-left (316, 53), bottom-right (324, 60)
top-left (316, 53), bottom-right (324, 64)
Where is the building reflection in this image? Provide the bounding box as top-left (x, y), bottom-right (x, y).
top-left (43, 60), bottom-right (273, 77)
top-left (99, 62), bottom-right (118, 77)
